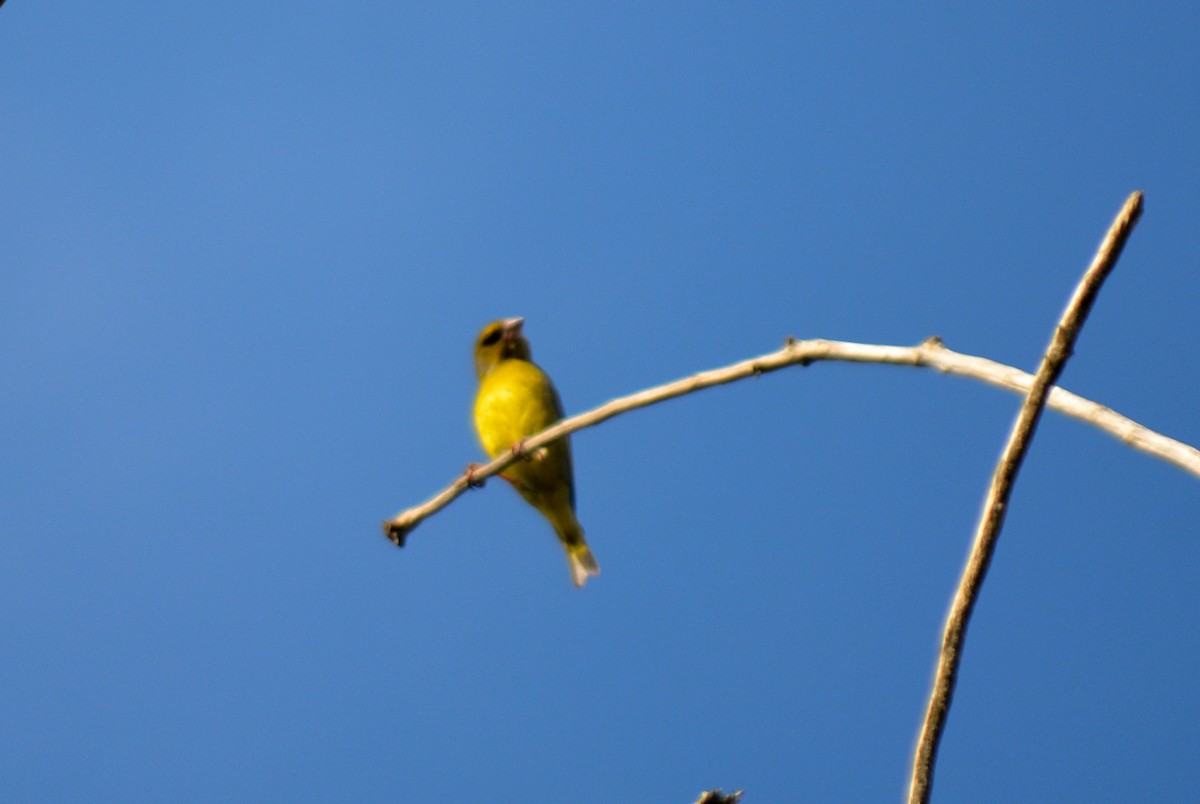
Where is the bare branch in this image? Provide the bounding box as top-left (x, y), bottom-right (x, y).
top-left (913, 340), bottom-right (1200, 476)
top-left (384, 256), bottom-right (1192, 544)
top-left (906, 191), bottom-right (1145, 803)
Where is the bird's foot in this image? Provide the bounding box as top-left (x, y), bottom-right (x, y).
top-left (464, 462), bottom-right (486, 488)
top-left (510, 439), bottom-right (548, 463)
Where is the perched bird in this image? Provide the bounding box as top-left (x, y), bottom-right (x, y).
top-left (472, 317), bottom-right (600, 587)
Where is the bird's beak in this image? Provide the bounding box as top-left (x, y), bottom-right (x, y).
top-left (502, 317), bottom-right (524, 340)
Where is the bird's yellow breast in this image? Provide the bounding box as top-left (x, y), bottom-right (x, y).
top-left (473, 359), bottom-right (561, 459)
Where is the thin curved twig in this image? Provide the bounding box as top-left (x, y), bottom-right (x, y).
top-left (384, 258), bottom-right (1191, 544)
top-left (906, 191), bottom-right (1145, 803)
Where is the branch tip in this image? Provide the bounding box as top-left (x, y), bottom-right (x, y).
top-left (383, 520), bottom-right (411, 547)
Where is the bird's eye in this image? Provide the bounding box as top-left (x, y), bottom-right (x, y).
top-left (480, 328), bottom-right (502, 346)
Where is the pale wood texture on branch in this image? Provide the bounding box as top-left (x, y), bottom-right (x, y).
top-left (383, 300), bottom-right (1194, 546)
top-left (906, 190), bottom-right (1145, 804)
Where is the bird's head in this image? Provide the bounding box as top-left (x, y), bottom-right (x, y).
top-left (474, 317), bottom-right (531, 378)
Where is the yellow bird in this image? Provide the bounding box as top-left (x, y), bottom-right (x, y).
top-left (472, 318), bottom-right (600, 587)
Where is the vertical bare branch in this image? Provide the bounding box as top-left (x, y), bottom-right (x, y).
top-left (907, 192), bottom-right (1145, 804)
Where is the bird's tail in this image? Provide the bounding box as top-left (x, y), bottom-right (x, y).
top-left (567, 540), bottom-right (601, 588)
top-left (556, 515), bottom-right (600, 588)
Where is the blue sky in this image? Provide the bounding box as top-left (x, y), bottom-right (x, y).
top-left (3, 3), bottom-right (1198, 801)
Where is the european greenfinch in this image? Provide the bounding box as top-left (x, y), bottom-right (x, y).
top-left (473, 318), bottom-right (600, 587)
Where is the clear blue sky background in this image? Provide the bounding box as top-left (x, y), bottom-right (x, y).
top-left (3, 3), bottom-right (1198, 802)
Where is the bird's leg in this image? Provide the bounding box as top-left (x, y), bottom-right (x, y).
top-left (464, 462), bottom-right (486, 489)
